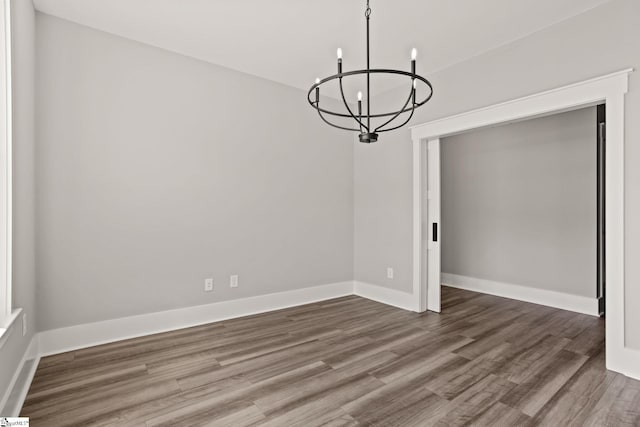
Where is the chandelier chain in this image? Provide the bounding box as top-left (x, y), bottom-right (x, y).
top-left (365, 0), bottom-right (371, 18)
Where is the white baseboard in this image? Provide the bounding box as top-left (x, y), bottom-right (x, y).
top-left (442, 273), bottom-right (599, 317)
top-left (353, 281), bottom-right (416, 311)
top-left (38, 281), bottom-right (354, 357)
top-left (0, 335), bottom-right (40, 416)
top-left (39, 280), bottom-right (420, 357)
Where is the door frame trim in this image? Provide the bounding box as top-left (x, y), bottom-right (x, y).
top-left (425, 138), bottom-right (440, 312)
top-left (410, 68), bottom-right (636, 378)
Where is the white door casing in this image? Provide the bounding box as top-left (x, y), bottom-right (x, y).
top-left (410, 69), bottom-right (637, 379)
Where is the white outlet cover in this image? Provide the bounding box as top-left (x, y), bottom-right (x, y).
top-left (204, 278), bottom-right (214, 292)
top-left (230, 275), bottom-right (239, 288)
top-left (387, 268), bottom-right (394, 279)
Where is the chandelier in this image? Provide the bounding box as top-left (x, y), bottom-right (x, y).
top-left (307, 0), bottom-right (433, 143)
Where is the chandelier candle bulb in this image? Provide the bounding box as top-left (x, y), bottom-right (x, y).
top-left (412, 79), bottom-right (417, 104)
top-left (411, 49), bottom-right (417, 76)
top-left (411, 48), bottom-right (417, 60)
top-left (315, 78), bottom-right (320, 103)
top-left (337, 48), bottom-right (343, 73)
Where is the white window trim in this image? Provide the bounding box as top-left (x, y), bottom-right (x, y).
top-left (0, 0), bottom-right (14, 347)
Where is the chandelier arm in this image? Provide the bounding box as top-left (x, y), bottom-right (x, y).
top-left (310, 97), bottom-right (422, 119)
top-left (377, 106), bottom-right (416, 133)
top-left (315, 105), bottom-right (361, 132)
top-left (308, 102), bottom-right (362, 119)
top-left (373, 85), bottom-right (414, 133)
top-left (338, 78), bottom-right (369, 132)
top-left (307, 69), bottom-right (433, 118)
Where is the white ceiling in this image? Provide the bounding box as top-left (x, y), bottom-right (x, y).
top-left (33, 0), bottom-right (611, 99)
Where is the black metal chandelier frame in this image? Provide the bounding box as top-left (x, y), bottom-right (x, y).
top-left (307, 0), bottom-right (433, 143)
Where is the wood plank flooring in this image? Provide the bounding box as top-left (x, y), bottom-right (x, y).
top-left (22, 287), bottom-right (640, 426)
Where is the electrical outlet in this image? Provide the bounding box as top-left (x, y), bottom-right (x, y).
top-left (22, 313), bottom-right (27, 337)
top-left (230, 275), bottom-right (239, 288)
top-left (204, 278), bottom-right (214, 292)
top-left (387, 267), bottom-right (394, 279)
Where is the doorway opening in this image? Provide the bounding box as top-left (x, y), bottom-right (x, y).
top-left (429, 106), bottom-right (602, 318)
top-left (410, 69), bottom-right (634, 376)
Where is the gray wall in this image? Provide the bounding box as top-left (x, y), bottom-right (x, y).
top-left (0, 0), bottom-right (36, 398)
top-left (441, 107), bottom-right (596, 298)
top-left (36, 14), bottom-right (354, 331)
top-left (353, 0), bottom-right (640, 348)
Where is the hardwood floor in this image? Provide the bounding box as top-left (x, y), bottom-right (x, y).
top-left (22, 287), bottom-right (640, 426)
